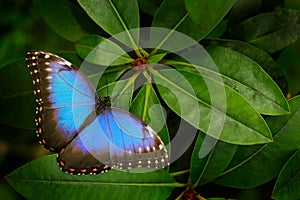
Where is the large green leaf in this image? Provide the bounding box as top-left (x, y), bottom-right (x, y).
top-left (130, 83), bottom-right (170, 145)
top-left (190, 132), bottom-right (237, 186)
top-left (166, 46), bottom-right (289, 115)
top-left (152, 69), bottom-right (272, 145)
top-left (206, 46), bottom-right (289, 115)
top-left (206, 39), bottom-right (288, 93)
top-left (78, 0), bottom-right (140, 50)
top-left (152, 0), bottom-right (233, 42)
top-left (33, 0), bottom-right (96, 42)
top-left (75, 34), bottom-right (134, 66)
top-left (0, 60), bottom-right (35, 129)
top-left (229, 9), bottom-right (300, 52)
top-left (184, 0), bottom-right (235, 27)
top-left (272, 149), bottom-right (300, 200)
top-left (214, 96), bottom-right (300, 188)
top-left (5, 155), bottom-right (180, 200)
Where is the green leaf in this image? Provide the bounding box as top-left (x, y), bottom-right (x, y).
top-left (229, 9), bottom-right (300, 52)
top-left (5, 155), bottom-right (180, 200)
top-left (272, 149), bottom-right (300, 200)
top-left (206, 46), bottom-right (289, 115)
top-left (152, 69), bottom-right (272, 145)
top-left (214, 96), bottom-right (300, 188)
top-left (184, 0), bottom-right (235, 27)
top-left (75, 34), bottom-right (134, 66)
top-left (190, 132), bottom-right (237, 186)
top-left (148, 53), bottom-right (167, 63)
top-left (130, 83), bottom-right (170, 145)
top-left (207, 39), bottom-right (288, 93)
top-left (33, 0), bottom-right (93, 42)
top-left (167, 46), bottom-right (289, 115)
top-left (153, 0), bottom-right (233, 42)
top-left (0, 60), bottom-right (35, 129)
top-left (78, 0), bottom-right (140, 49)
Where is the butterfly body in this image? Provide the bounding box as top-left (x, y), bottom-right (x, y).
top-left (26, 51), bottom-right (169, 174)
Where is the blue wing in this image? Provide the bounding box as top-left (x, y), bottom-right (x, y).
top-left (58, 107), bottom-right (169, 174)
top-left (26, 51), bottom-right (96, 151)
top-left (26, 51), bottom-right (169, 175)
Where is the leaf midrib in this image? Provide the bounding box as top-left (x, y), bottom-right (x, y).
top-left (7, 177), bottom-right (183, 187)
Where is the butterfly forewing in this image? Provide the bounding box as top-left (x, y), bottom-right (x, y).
top-left (26, 51), bottom-right (96, 151)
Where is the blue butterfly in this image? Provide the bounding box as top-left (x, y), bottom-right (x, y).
top-left (26, 51), bottom-right (169, 174)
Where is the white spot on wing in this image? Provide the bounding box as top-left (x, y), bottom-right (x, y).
top-left (57, 60), bottom-right (72, 67)
top-left (44, 54), bottom-right (50, 59)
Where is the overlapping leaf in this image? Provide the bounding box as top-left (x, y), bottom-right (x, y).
top-left (229, 9), bottom-right (300, 52)
top-left (184, 0), bottom-right (235, 27)
top-left (5, 155), bottom-right (180, 200)
top-left (33, 0), bottom-right (98, 42)
top-left (152, 69), bottom-right (272, 145)
top-left (206, 39), bottom-right (288, 93)
top-left (166, 46), bottom-right (289, 115)
top-left (206, 46), bottom-right (289, 115)
top-left (78, 0), bottom-right (140, 50)
top-left (190, 132), bottom-right (237, 185)
top-left (272, 150), bottom-right (300, 200)
top-left (75, 34), bottom-right (133, 66)
top-left (214, 96), bottom-right (300, 188)
top-left (153, 0), bottom-right (234, 42)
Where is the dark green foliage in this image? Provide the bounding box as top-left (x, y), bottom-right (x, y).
top-left (1, 0), bottom-right (300, 199)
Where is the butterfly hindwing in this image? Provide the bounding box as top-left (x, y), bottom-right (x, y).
top-left (58, 107), bottom-right (168, 174)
